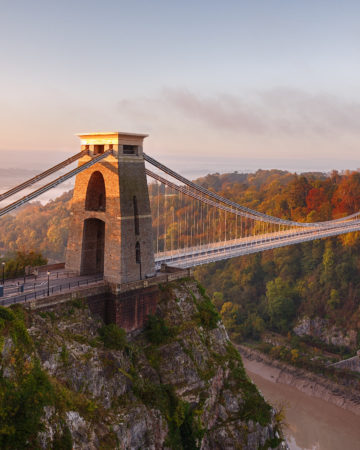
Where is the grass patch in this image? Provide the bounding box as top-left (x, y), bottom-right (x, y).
top-left (38, 310), bottom-right (56, 321)
top-left (70, 297), bottom-right (86, 309)
top-left (60, 345), bottom-right (70, 366)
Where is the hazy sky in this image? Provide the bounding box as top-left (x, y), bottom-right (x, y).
top-left (1, 0), bottom-right (360, 172)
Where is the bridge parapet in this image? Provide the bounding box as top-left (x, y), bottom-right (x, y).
top-left (109, 267), bottom-right (193, 294)
top-left (23, 267), bottom-right (193, 332)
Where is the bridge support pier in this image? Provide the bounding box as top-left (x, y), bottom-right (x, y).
top-left (86, 286), bottom-right (159, 332)
top-left (107, 286), bottom-right (159, 332)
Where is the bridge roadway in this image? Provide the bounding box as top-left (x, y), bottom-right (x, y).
top-left (3, 219), bottom-right (360, 305)
top-left (155, 219), bottom-right (360, 268)
top-left (1, 270), bottom-right (103, 306)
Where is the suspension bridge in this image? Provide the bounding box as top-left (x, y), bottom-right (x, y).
top-left (1, 131), bottom-right (360, 307)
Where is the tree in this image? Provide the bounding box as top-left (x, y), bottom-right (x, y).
top-left (327, 289), bottom-right (340, 310)
top-left (266, 277), bottom-right (297, 332)
top-left (321, 240), bottom-right (335, 285)
top-left (288, 175), bottom-right (311, 209)
top-left (332, 172), bottom-right (360, 217)
top-left (220, 302), bottom-right (239, 332)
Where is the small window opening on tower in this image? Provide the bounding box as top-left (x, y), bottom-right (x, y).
top-left (123, 145), bottom-right (138, 155)
top-left (94, 145), bottom-right (105, 155)
top-left (133, 195), bottom-right (140, 235)
top-left (135, 242), bottom-right (141, 264)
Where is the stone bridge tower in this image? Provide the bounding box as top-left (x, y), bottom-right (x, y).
top-left (65, 132), bottom-right (155, 284)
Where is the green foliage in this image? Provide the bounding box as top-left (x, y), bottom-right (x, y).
top-left (321, 241), bottom-right (335, 285)
top-left (260, 437), bottom-right (283, 449)
top-left (145, 314), bottom-right (173, 345)
top-left (224, 343), bottom-right (272, 426)
top-left (60, 345), bottom-right (70, 366)
top-left (0, 307), bottom-right (55, 449)
top-left (211, 291), bottom-right (224, 310)
top-left (0, 190), bottom-right (72, 261)
top-left (131, 373), bottom-right (203, 449)
top-left (195, 298), bottom-right (220, 330)
top-left (179, 403), bottom-right (204, 450)
top-left (52, 426), bottom-right (73, 450)
top-left (328, 289), bottom-right (340, 310)
top-left (0, 306), bottom-right (15, 322)
top-left (190, 170), bottom-right (360, 346)
top-left (196, 282), bottom-right (207, 297)
top-left (98, 324), bottom-right (127, 350)
top-left (0, 307), bottom-right (53, 449)
top-left (266, 277), bottom-right (298, 333)
top-left (70, 297), bottom-right (86, 309)
top-left (7, 307), bottom-right (32, 352)
top-left (38, 310), bottom-right (57, 322)
top-left (0, 360), bottom-right (55, 449)
top-left (1, 251), bottom-right (47, 280)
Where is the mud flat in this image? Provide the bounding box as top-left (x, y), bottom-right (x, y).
top-left (240, 345), bottom-right (360, 450)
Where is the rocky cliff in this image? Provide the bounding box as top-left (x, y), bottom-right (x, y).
top-left (0, 278), bottom-right (287, 449)
top-left (293, 316), bottom-right (358, 349)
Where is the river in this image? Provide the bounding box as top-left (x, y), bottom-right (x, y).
top-left (243, 359), bottom-right (360, 450)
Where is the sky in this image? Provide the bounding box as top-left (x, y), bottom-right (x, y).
top-left (1, 0), bottom-right (360, 174)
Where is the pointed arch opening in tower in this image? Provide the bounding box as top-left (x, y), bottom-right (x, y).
top-left (85, 171), bottom-right (106, 211)
top-left (80, 218), bottom-right (105, 275)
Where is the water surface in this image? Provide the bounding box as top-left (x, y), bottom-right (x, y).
top-left (244, 361), bottom-right (360, 450)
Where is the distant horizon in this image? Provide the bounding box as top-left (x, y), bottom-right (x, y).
top-left (1, 147), bottom-right (360, 207)
top-left (1, 148), bottom-right (359, 179)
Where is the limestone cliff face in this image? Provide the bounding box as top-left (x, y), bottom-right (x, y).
top-left (293, 316), bottom-right (358, 349)
top-left (0, 279), bottom-right (287, 449)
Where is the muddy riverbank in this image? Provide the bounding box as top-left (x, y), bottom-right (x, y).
top-left (239, 346), bottom-right (360, 449)
top-left (238, 345), bottom-right (360, 416)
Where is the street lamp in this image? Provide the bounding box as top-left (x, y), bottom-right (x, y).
top-left (47, 271), bottom-right (50, 296)
top-left (1, 262), bottom-right (5, 286)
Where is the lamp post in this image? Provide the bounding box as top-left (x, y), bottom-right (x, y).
top-left (1, 262), bottom-right (5, 286)
top-left (47, 271), bottom-right (50, 296)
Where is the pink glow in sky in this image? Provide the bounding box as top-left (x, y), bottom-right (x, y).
top-left (1, 1), bottom-right (360, 173)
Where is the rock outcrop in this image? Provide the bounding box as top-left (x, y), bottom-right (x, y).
top-left (0, 279), bottom-right (287, 449)
top-left (293, 316), bottom-right (358, 349)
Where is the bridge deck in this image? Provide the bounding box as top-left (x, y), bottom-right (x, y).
top-left (155, 220), bottom-right (360, 268)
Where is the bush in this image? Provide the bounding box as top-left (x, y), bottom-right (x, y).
top-left (0, 360), bottom-right (54, 449)
top-left (145, 315), bottom-right (172, 345)
top-left (0, 306), bottom-right (15, 322)
top-left (131, 376), bottom-right (202, 449)
top-left (98, 324), bottom-right (127, 350)
top-left (52, 426), bottom-right (73, 450)
top-left (70, 297), bottom-right (86, 309)
top-left (196, 298), bottom-right (220, 330)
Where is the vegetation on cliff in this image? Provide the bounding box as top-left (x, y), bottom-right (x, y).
top-left (0, 279), bottom-right (285, 449)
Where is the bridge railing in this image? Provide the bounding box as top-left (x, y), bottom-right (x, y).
top-left (1, 275), bottom-right (104, 306)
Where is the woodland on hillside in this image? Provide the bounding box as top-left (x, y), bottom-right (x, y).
top-left (1, 169), bottom-right (360, 347)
